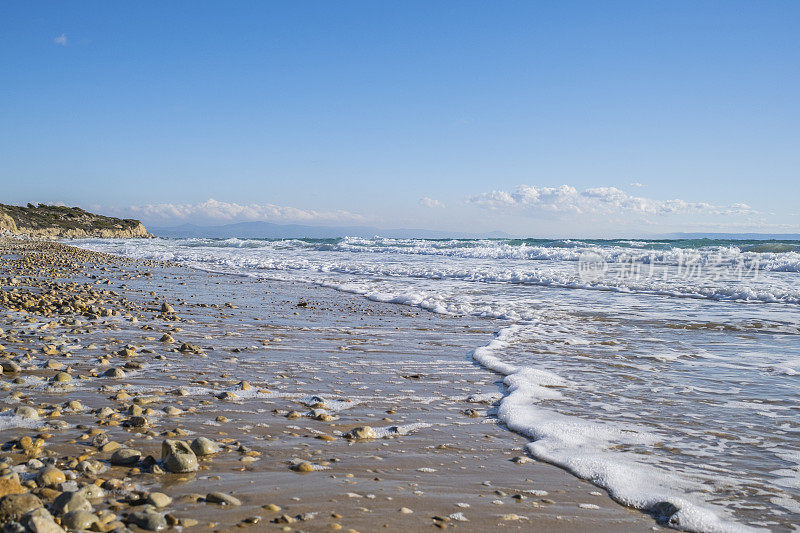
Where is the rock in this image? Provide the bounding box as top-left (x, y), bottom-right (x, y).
top-left (99, 441), bottom-right (120, 453)
top-left (102, 367), bottom-right (125, 378)
top-left (0, 493), bottom-right (44, 523)
top-left (163, 406), bottom-right (182, 416)
top-left (25, 509), bottom-right (65, 533)
top-left (51, 372), bottom-right (71, 383)
top-left (345, 426), bottom-right (377, 440)
top-left (61, 510), bottom-right (98, 530)
top-left (652, 501), bottom-right (680, 521)
top-left (146, 493), bottom-right (172, 508)
top-left (76, 484), bottom-right (104, 500)
top-left (0, 478), bottom-right (26, 498)
top-left (190, 437), bottom-right (220, 457)
top-left (216, 391), bottom-right (238, 400)
top-left (160, 303), bottom-right (175, 313)
top-left (51, 491), bottom-right (91, 515)
top-left (14, 405), bottom-right (39, 419)
top-left (126, 509), bottom-right (167, 531)
top-left (126, 416), bottom-right (149, 428)
top-left (205, 492), bottom-right (241, 506)
top-left (111, 448), bottom-right (141, 466)
top-left (161, 440), bottom-right (198, 473)
top-left (0, 361), bottom-right (22, 373)
top-left (159, 333), bottom-right (174, 343)
top-left (290, 461), bottom-right (314, 473)
top-left (35, 467), bottom-right (65, 487)
top-left (76, 460), bottom-right (106, 475)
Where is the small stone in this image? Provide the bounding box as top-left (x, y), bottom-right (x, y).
top-left (0, 478), bottom-right (26, 498)
top-left (190, 437), bottom-right (220, 456)
top-left (77, 484), bottom-right (105, 500)
top-left (36, 467), bottom-right (65, 487)
top-left (127, 416), bottom-right (149, 428)
top-left (0, 493), bottom-right (44, 523)
top-left (61, 510), bottom-right (98, 530)
top-left (0, 361), bottom-right (22, 373)
top-left (51, 491), bottom-right (92, 515)
top-left (26, 510), bottom-right (65, 533)
top-left (261, 504), bottom-right (281, 512)
top-left (102, 367), bottom-right (126, 378)
top-left (14, 406), bottom-right (39, 419)
top-left (272, 514), bottom-right (296, 524)
top-left (216, 391), bottom-right (238, 401)
top-left (291, 461), bottom-right (314, 473)
top-left (64, 400), bottom-right (82, 411)
top-left (160, 303), bottom-right (175, 313)
top-left (127, 509), bottom-right (167, 531)
top-left (159, 333), bottom-right (174, 343)
top-left (345, 426), bottom-right (377, 440)
top-left (146, 493), bottom-right (172, 508)
top-left (52, 372), bottom-right (71, 383)
top-left (161, 439), bottom-right (198, 473)
top-left (111, 448), bottom-right (141, 466)
top-left (205, 492), bottom-right (241, 506)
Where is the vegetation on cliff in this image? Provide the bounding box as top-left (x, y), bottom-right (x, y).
top-left (0, 203), bottom-right (150, 238)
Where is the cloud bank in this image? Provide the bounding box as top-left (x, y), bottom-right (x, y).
top-left (467, 185), bottom-right (756, 217)
top-left (419, 197), bottom-right (445, 208)
top-left (112, 198), bottom-right (365, 225)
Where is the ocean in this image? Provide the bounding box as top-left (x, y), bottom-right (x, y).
top-left (72, 236), bottom-right (800, 531)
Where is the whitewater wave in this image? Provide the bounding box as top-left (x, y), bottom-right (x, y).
top-left (472, 325), bottom-right (757, 533)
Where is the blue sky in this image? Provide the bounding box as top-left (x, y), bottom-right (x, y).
top-left (1, 1), bottom-right (798, 236)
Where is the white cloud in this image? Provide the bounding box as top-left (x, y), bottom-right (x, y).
top-left (112, 198), bottom-right (366, 225)
top-left (419, 197), bottom-right (445, 209)
top-left (467, 184), bottom-right (758, 217)
top-left (54, 34), bottom-right (67, 46)
top-left (630, 182), bottom-right (644, 187)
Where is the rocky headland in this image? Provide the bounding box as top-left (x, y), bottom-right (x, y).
top-left (0, 204), bottom-right (149, 239)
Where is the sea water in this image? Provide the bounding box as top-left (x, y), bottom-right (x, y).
top-left (72, 237), bottom-right (800, 531)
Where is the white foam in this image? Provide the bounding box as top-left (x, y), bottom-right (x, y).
top-left (471, 325), bottom-right (758, 533)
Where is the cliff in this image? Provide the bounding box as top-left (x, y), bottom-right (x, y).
top-left (0, 203), bottom-right (151, 238)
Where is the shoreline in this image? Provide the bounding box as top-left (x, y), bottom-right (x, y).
top-left (0, 237), bottom-right (658, 531)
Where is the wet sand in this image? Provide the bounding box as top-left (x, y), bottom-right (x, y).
top-left (0, 238), bottom-right (658, 531)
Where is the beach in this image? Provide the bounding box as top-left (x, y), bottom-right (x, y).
top-left (0, 237), bottom-right (660, 532)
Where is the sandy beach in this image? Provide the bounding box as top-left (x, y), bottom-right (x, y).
top-left (0, 237), bottom-right (660, 531)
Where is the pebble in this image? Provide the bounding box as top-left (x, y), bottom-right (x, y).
top-left (35, 467), bottom-right (65, 487)
top-left (161, 439), bottom-right (198, 473)
top-left (14, 406), bottom-right (39, 419)
top-left (190, 437), bottom-right (220, 456)
top-left (61, 510), bottom-right (98, 530)
top-left (127, 508), bottom-right (168, 531)
top-left (345, 426), bottom-right (377, 440)
top-left (51, 491), bottom-right (92, 515)
top-left (111, 448), bottom-right (142, 466)
top-left (0, 493), bottom-right (44, 522)
top-left (146, 492), bottom-right (173, 508)
top-left (205, 492), bottom-right (242, 506)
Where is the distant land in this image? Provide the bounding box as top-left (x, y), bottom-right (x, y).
top-left (149, 221), bottom-right (512, 240)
